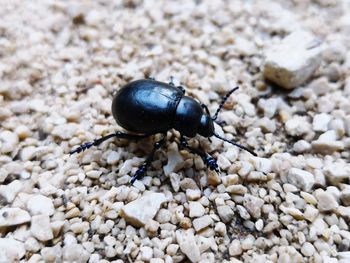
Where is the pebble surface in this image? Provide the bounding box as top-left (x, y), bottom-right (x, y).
top-left (1, 0), bottom-right (350, 262)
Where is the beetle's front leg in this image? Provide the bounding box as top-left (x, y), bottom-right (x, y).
top-left (179, 136), bottom-right (220, 173)
top-left (69, 131), bottom-right (150, 155)
top-left (130, 136), bottom-right (166, 185)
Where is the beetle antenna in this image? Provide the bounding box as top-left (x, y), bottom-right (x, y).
top-left (212, 87), bottom-right (239, 120)
top-left (213, 132), bottom-right (257, 156)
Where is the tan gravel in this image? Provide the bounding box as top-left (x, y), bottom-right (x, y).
top-left (1, 0), bottom-right (350, 262)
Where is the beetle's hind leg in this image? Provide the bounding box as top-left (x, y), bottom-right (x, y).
top-left (179, 136), bottom-right (220, 173)
top-left (130, 135), bottom-right (166, 185)
top-left (69, 131), bottom-right (149, 155)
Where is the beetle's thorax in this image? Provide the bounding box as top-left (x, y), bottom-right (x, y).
top-left (197, 114), bottom-right (214, 137)
top-left (173, 96), bottom-right (203, 137)
top-left (173, 96), bottom-right (214, 138)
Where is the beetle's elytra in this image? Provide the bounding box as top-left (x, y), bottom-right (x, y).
top-left (70, 78), bottom-right (257, 184)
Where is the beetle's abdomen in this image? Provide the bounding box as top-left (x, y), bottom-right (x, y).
top-left (112, 80), bottom-right (183, 134)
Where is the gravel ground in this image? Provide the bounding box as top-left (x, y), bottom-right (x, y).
top-left (1, 0), bottom-right (350, 262)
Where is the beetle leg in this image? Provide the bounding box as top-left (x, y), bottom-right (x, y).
top-left (201, 104), bottom-right (210, 115)
top-left (130, 136), bottom-right (166, 185)
top-left (214, 119), bottom-right (227, 126)
top-left (178, 86), bottom-right (185, 94)
top-left (169, 76), bottom-right (175, 86)
top-left (179, 136), bottom-right (220, 173)
top-left (168, 76), bottom-right (185, 94)
top-left (69, 131), bottom-right (149, 155)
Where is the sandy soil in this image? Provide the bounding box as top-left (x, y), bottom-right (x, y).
top-left (0, 0), bottom-right (350, 262)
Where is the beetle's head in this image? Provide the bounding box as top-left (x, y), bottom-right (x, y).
top-left (199, 87), bottom-right (257, 156)
top-left (198, 113), bottom-right (214, 137)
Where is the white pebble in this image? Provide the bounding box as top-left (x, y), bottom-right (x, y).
top-left (0, 180), bottom-right (23, 203)
top-left (27, 194), bottom-right (55, 216)
top-left (63, 243), bottom-right (90, 263)
top-left (163, 146), bottom-right (184, 176)
top-left (217, 155), bottom-right (231, 170)
top-left (176, 229), bottom-right (200, 263)
top-left (214, 222), bottom-right (227, 236)
top-left (52, 123), bottom-right (79, 140)
top-left (0, 168), bottom-right (9, 183)
top-left (287, 168), bottom-right (315, 191)
top-left (86, 170), bottom-right (102, 179)
top-left (0, 130), bottom-right (18, 153)
top-left (140, 246), bottom-right (153, 261)
top-left (31, 215), bottom-right (53, 241)
top-left (313, 113), bottom-right (332, 132)
top-left (186, 189), bottom-right (201, 201)
top-left (229, 239), bottom-right (242, 256)
top-left (106, 151), bottom-right (120, 165)
top-left (169, 172), bottom-right (181, 192)
top-left (14, 125), bottom-right (31, 139)
top-left (217, 205), bottom-right (234, 223)
top-left (293, 140), bottom-right (311, 153)
top-left (301, 242), bottom-right (316, 257)
top-left (315, 190), bottom-right (339, 212)
top-left (285, 116), bottom-right (311, 136)
top-left (312, 130), bottom-right (344, 153)
top-left (193, 215), bottom-right (214, 232)
top-left (166, 244), bottom-right (179, 256)
top-left (255, 219), bottom-right (264, 231)
top-left (189, 202), bottom-right (205, 218)
top-left (0, 207), bottom-right (31, 227)
top-left (0, 238), bottom-right (25, 261)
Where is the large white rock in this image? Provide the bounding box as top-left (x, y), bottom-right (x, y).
top-left (263, 30), bottom-right (322, 89)
top-left (0, 207), bottom-right (31, 227)
top-left (120, 192), bottom-right (167, 227)
top-left (176, 229), bottom-right (200, 263)
top-left (27, 194), bottom-right (55, 216)
top-left (0, 238), bottom-right (25, 261)
top-left (30, 215), bottom-right (53, 241)
top-left (287, 168), bottom-right (315, 191)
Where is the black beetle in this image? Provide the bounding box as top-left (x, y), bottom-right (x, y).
top-left (70, 78), bottom-right (257, 184)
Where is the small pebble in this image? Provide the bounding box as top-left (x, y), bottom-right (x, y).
top-left (229, 239), bottom-right (242, 256)
top-left (315, 190), bottom-right (339, 212)
top-left (217, 205), bottom-right (235, 223)
top-left (188, 202), bottom-right (205, 218)
top-left (176, 229), bottom-right (200, 263)
top-left (287, 168), bottom-right (315, 191)
top-left (30, 215), bottom-right (53, 241)
top-left (0, 238), bottom-right (26, 261)
top-left (27, 194), bottom-right (55, 216)
top-left (193, 215), bottom-right (214, 232)
top-left (0, 180), bottom-right (23, 203)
